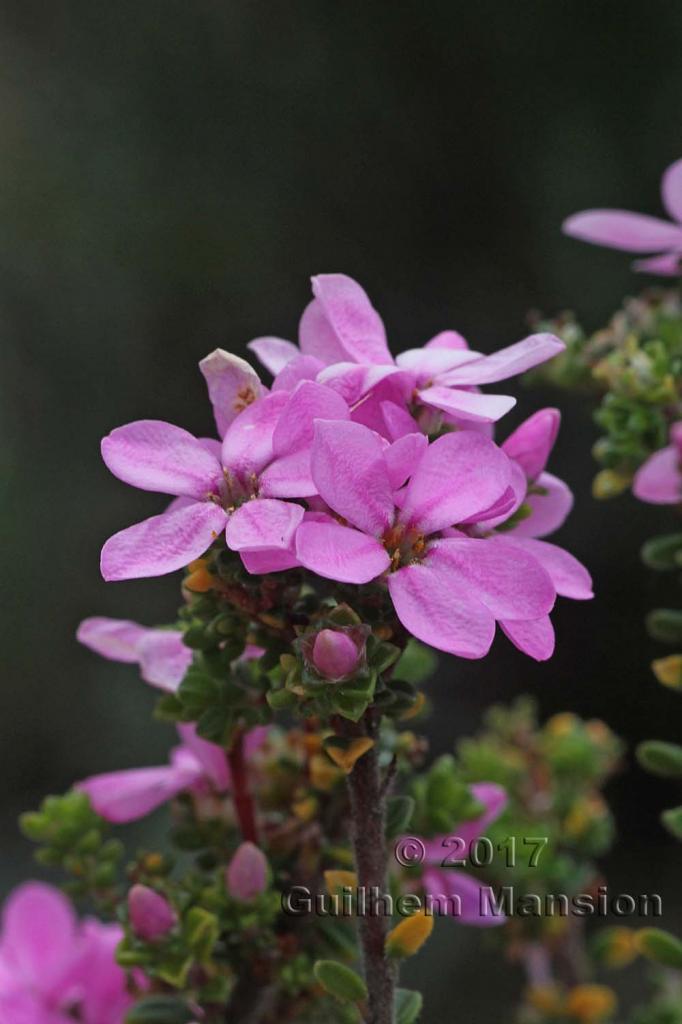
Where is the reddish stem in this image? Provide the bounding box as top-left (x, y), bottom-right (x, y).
top-left (228, 730), bottom-right (258, 843)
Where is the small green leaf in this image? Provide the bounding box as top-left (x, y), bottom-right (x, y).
top-left (662, 805), bottom-right (682, 840)
top-left (125, 995), bottom-right (194, 1024)
top-left (637, 928), bottom-right (682, 969)
top-left (385, 796), bottom-right (415, 838)
top-left (637, 740), bottom-right (682, 778)
top-left (395, 988), bottom-right (423, 1024)
top-left (196, 706), bottom-right (231, 743)
top-left (646, 608), bottom-right (682, 645)
top-left (184, 906), bottom-right (220, 961)
top-left (313, 960), bottom-right (368, 1003)
top-left (393, 640), bottom-right (437, 684)
top-left (641, 533), bottom-right (682, 571)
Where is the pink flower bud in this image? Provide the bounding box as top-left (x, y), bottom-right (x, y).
top-left (226, 841), bottom-right (268, 901)
top-left (128, 884), bottom-right (176, 941)
top-left (312, 629), bottom-right (360, 679)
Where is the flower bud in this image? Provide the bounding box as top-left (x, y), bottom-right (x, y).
top-left (128, 884), bottom-right (177, 942)
top-left (565, 983), bottom-right (616, 1022)
top-left (312, 630), bottom-right (360, 680)
top-left (226, 841), bottom-right (268, 901)
top-left (385, 910), bottom-right (434, 958)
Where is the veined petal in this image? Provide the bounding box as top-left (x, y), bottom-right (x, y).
top-left (510, 471), bottom-right (573, 537)
top-left (259, 448), bottom-right (316, 498)
top-left (500, 616), bottom-right (555, 661)
top-left (431, 536), bottom-right (555, 620)
top-left (388, 558), bottom-right (495, 658)
top-left (438, 334), bottom-right (565, 387)
top-left (298, 298), bottom-right (348, 364)
top-left (418, 385), bottom-right (516, 423)
top-left (501, 537), bottom-right (593, 600)
top-left (632, 251), bottom-right (682, 275)
top-left (101, 503), bottom-right (228, 581)
top-left (502, 407), bottom-right (560, 481)
top-left (310, 420), bottom-right (394, 535)
top-left (563, 209), bottom-right (682, 252)
top-left (380, 400), bottom-right (421, 441)
top-left (396, 346), bottom-right (479, 381)
top-left (272, 380), bottom-right (349, 456)
top-left (199, 349), bottom-right (262, 437)
top-left (247, 336), bottom-right (299, 375)
top-left (101, 420), bottom-right (222, 498)
top-left (422, 868), bottom-right (505, 925)
top-left (296, 520), bottom-right (390, 583)
top-left (240, 547), bottom-right (300, 574)
top-left (400, 431), bottom-right (512, 534)
top-left (271, 354), bottom-right (324, 392)
top-left (633, 445), bottom-right (682, 504)
top-left (662, 157), bottom-right (682, 222)
top-left (317, 363), bottom-right (408, 407)
top-left (385, 433), bottom-right (428, 490)
top-left (226, 498), bottom-right (304, 552)
top-left (466, 460), bottom-right (527, 529)
top-left (176, 724), bottom-right (229, 791)
top-left (221, 391), bottom-right (288, 477)
top-left (311, 273), bottom-right (392, 365)
top-left (76, 617), bottom-right (148, 663)
top-left (424, 330), bottom-right (470, 350)
top-left (77, 749), bottom-right (203, 823)
top-left (136, 631), bottom-right (192, 691)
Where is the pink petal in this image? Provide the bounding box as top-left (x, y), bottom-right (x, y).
top-left (424, 330), bottom-right (469, 350)
top-left (380, 400), bottom-right (421, 441)
top-left (199, 349), bottom-right (262, 437)
top-left (633, 445), bottom-right (682, 504)
top-left (385, 433), bottom-right (428, 490)
top-left (310, 420), bottom-right (394, 535)
top-left (422, 869), bottom-right (505, 926)
top-left (317, 362), bottom-right (408, 407)
top-left (418, 384), bottom-right (515, 423)
top-left (510, 471), bottom-right (573, 537)
top-left (400, 431), bottom-right (512, 535)
top-left (258, 448), bottom-right (316, 498)
top-left (467, 460), bottom-right (527, 529)
top-left (396, 346), bottom-right (480, 381)
top-left (502, 407), bottom-right (561, 481)
top-left (221, 391), bottom-right (289, 478)
top-left (78, 749), bottom-right (203, 823)
top-left (272, 380), bottom-right (349, 457)
top-left (432, 536), bottom-right (555, 620)
top-left (240, 547), bottom-right (300, 574)
top-left (563, 209), bottom-right (682, 252)
top-left (67, 920), bottom-right (130, 1024)
top-left (271, 354), bottom-right (324, 392)
top-left (632, 252), bottom-right (682, 275)
top-left (311, 273), bottom-right (392, 365)
top-left (662, 158), bottom-right (682, 222)
top-left (136, 631), bottom-right (192, 691)
top-left (500, 616), bottom-right (555, 661)
top-left (502, 537), bottom-right (593, 600)
top-left (101, 502), bottom-right (228, 581)
top-left (0, 883), bottom-right (77, 990)
top-left (176, 724), bottom-right (230, 790)
top-left (101, 420), bottom-right (222, 499)
top-left (247, 336), bottom-right (299, 375)
top-left (439, 334), bottom-right (565, 387)
top-left (296, 519), bottom-right (390, 583)
top-left (388, 557), bottom-right (495, 658)
top-left (298, 299), bottom-right (348, 365)
top-left (226, 498), bottom-right (304, 552)
top-left (423, 782), bottom-right (507, 860)
top-left (76, 617), bottom-right (148, 663)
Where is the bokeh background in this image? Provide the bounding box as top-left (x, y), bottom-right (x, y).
top-left (2, 1), bottom-right (682, 1018)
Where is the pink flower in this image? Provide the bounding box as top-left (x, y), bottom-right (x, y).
top-left (633, 421), bottom-right (682, 504)
top-left (226, 842), bottom-right (268, 901)
top-left (77, 617), bottom-right (192, 692)
top-left (311, 629), bottom-right (361, 679)
top-left (249, 274), bottom-right (564, 427)
top-left (295, 420), bottom-right (556, 659)
top-left (128, 885), bottom-right (177, 942)
top-left (76, 723), bottom-right (266, 823)
top-left (419, 782), bottom-right (507, 927)
top-left (100, 376), bottom-right (348, 581)
top-left (0, 882), bottom-right (132, 1024)
top-left (563, 157), bottom-right (682, 275)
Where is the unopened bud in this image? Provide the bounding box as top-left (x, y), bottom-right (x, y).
top-left (128, 884), bottom-right (176, 942)
top-left (385, 910), bottom-right (434, 958)
top-left (226, 841), bottom-right (268, 901)
top-left (312, 630), bottom-right (360, 680)
top-left (565, 983), bottom-right (616, 1021)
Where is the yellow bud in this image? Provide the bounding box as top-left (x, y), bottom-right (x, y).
top-left (565, 984), bottom-right (616, 1022)
top-left (385, 910), bottom-right (434, 958)
top-left (592, 469), bottom-right (631, 500)
top-left (545, 712), bottom-right (579, 737)
top-left (526, 983), bottom-right (564, 1015)
top-left (184, 567), bottom-right (214, 592)
top-left (585, 720), bottom-right (612, 744)
top-left (325, 738), bottom-right (375, 774)
top-left (399, 691), bottom-right (427, 721)
top-left (310, 754), bottom-right (342, 791)
top-left (602, 926), bottom-right (638, 968)
top-left (652, 654), bottom-right (682, 690)
top-left (187, 558), bottom-right (208, 573)
top-left (324, 870), bottom-right (358, 895)
top-left (292, 796), bottom-right (317, 822)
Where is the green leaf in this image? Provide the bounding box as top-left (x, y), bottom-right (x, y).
top-left (313, 960), bottom-right (368, 1003)
top-left (184, 906), bottom-right (220, 961)
top-left (662, 805), bottom-right (682, 840)
top-left (266, 687), bottom-right (297, 710)
top-left (395, 988), bottom-right (423, 1024)
top-left (638, 928), bottom-right (682, 969)
top-left (154, 693), bottom-right (184, 722)
top-left (385, 796), bottom-right (415, 838)
top-left (393, 640), bottom-right (437, 684)
top-left (196, 705), bottom-right (231, 743)
top-left (178, 668), bottom-right (220, 715)
top-left (125, 996), bottom-right (194, 1024)
top-left (641, 533), bottom-right (682, 571)
top-left (646, 609), bottom-right (682, 645)
top-left (637, 740), bottom-right (682, 778)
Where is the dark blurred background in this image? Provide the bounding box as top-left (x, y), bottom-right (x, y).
top-left (2, 1), bottom-right (682, 1018)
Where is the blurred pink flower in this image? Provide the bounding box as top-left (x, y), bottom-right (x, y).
top-left (226, 842), bottom-right (268, 901)
top-left (563, 158), bottom-right (682, 274)
top-left (128, 885), bottom-right (177, 942)
top-left (633, 421), bottom-right (682, 504)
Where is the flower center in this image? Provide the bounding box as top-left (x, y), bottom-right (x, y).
top-left (207, 469), bottom-right (259, 511)
top-left (382, 523), bottom-right (427, 570)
